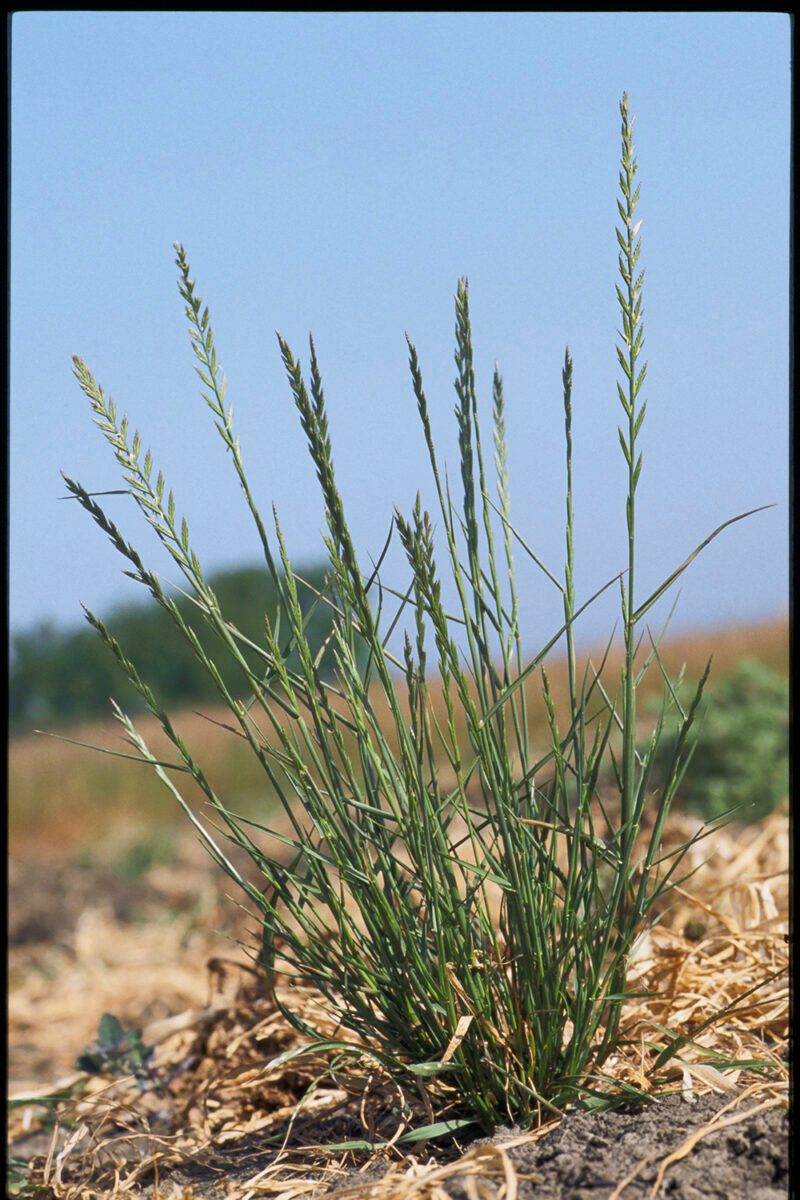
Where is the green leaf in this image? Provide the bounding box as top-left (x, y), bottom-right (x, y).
top-left (97, 1012), bottom-right (125, 1048)
top-left (632, 505), bottom-right (776, 624)
top-left (75, 1052), bottom-right (104, 1074)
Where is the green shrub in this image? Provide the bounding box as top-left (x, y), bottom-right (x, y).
top-left (60, 93), bottom-right (772, 1131)
top-left (645, 660), bottom-right (788, 823)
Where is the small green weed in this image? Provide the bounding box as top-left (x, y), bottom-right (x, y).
top-left (75, 1012), bottom-right (162, 1091)
top-left (7, 1015), bottom-right (165, 1198)
top-left (7, 1082), bottom-right (88, 1197)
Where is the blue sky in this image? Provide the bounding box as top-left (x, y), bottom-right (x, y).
top-left (10, 12), bottom-right (790, 661)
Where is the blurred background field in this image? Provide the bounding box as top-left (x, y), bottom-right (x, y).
top-left (9, 611), bottom-right (788, 865)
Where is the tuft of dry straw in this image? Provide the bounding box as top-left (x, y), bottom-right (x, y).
top-left (10, 810), bottom-right (787, 1200)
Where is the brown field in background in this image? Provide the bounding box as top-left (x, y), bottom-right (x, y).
top-left (9, 612), bottom-right (788, 862)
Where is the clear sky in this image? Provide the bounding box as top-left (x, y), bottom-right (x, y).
top-left (9, 12), bottom-right (790, 661)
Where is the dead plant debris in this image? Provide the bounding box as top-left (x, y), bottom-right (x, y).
top-left (8, 809), bottom-right (788, 1199)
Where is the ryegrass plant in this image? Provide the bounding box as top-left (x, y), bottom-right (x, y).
top-left (62, 94), bottom-right (772, 1130)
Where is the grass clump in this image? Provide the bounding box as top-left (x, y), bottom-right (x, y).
top-left (61, 93), bottom-right (772, 1131)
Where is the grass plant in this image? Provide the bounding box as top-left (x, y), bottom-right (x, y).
top-left (61, 94), bottom-right (773, 1131)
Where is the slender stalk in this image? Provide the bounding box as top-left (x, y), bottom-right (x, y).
top-left (594, 91), bottom-right (649, 1063)
top-left (616, 91), bottom-right (647, 857)
top-left (562, 347), bottom-right (578, 763)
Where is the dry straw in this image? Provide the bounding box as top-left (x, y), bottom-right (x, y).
top-left (10, 810), bottom-right (787, 1197)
